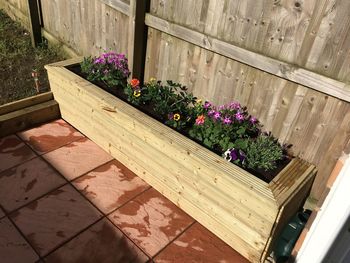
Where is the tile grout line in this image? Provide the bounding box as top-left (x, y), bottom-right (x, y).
top-left (151, 220), bottom-right (197, 260)
top-left (104, 186), bottom-right (153, 217)
top-left (103, 187), bottom-right (156, 259)
top-left (16, 121), bottom-right (86, 157)
top-left (42, 184), bottom-right (152, 260)
top-left (104, 187), bottom-right (195, 261)
top-left (5, 155), bottom-right (115, 217)
top-left (41, 216), bottom-right (107, 259)
top-left (6, 215), bottom-right (42, 261)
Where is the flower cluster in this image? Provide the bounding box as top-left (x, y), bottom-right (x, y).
top-left (93, 52), bottom-right (130, 78)
top-left (81, 52), bottom-right (130, 88)
top-left (200, 101), bottom-right (258, 126)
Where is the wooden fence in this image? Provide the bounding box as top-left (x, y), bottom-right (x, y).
top-left (1, 0), bottom-right (350, 201)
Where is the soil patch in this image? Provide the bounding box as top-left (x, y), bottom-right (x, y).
top-left (0, 10), bottom-right (63, 105)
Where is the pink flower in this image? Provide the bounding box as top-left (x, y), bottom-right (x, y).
top-left (208, 110), bottom-right (215, 117)
top-left (229, 102), bottom-right (241, 110)
top-left (250, 116), bottom-right (257, 124)
top-left (218, 105), bottom-right (226, 111)
top-left (203, 101), bottom-right (212, 109)
top-left (223, 117), bottom-right (232, 125)
top-left (235, 112), bottom-right (244, 121)
top-left (214, 112), bottom-right (221, 120)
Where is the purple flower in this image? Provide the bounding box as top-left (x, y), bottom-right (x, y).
top-left (203, 101), bottom-right (212, 109)
top-left (250, 116), bottom-right (257, 124)
top-left (214, 111), bottom-right (221, 120)
top-left (224, 148), bottom-right (246, 163)
top-left (218, 105), bottom-right (226, 111)
top-left (223, 117), bottom-right (232, 125)
top-left (229, 102), bottom-right (241, 110)
top-left (208, 110), bottom-right (215, 117)
top-left (230, 149), bottom-right (238, 161)
top-left (235, 112), bottom-right (244, 121)
top-left (168, 113), bottom-right (174, 120)
top-left (93, 57), bottom-right (105, 64)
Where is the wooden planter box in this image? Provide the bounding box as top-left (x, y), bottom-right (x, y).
top-left (46, 58), bottom-right (317, 263)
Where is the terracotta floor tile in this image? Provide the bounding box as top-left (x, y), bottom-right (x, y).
top-left (0, 135), bottom-right (36, 172)
top-left (0, 217), bottom-right (39, 263)
top-left (154, 223), bottom-right (249, 263)
top-left (45, 218), bottom-right (149, 263)
top-left (10, 184), bottom-right (102, 256)
top-left (108, 188), bottom-right (194, 257)
top-left (73, 160), bottom-right (150, 214)
top-left (43, 138), bottom-right (113, 181)
top-left (18, 119), bottom-right (84, 154)
top-left (0, 157), bottom-right (67, 213)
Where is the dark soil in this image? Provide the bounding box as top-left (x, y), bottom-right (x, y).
top-left (67, 63), bottom-right (291, 183)
top-left (0, 10), bottom-right (63, 105)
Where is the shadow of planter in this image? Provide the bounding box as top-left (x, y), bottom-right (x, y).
top-left (45, 58), bottom-right (317, 263)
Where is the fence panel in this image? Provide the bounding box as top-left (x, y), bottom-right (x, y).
top-left (150, 0), bottom-right (350, 83)
top-left (40, 0), bottom-right (130, 56)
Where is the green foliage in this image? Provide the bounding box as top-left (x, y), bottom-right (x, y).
top-left (143, 80), bottom-right (197, 130)
top-left (123, 78), bottom-right (146, 106)
top-left (245, 134), bottom-right (284, 171)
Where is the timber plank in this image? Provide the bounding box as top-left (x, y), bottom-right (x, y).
top-left (0, 92), bottom-right (53, 115)
top-left (0, 100), bottom-right (60, 137)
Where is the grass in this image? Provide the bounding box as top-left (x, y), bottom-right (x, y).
top-left (0, 10), bottom-right (63, 105)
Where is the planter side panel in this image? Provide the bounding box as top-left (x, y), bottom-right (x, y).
top-left (47, 65), bottom-right (280, 262)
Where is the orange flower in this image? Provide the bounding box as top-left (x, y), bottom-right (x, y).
top-left (130, 78), bottom-right (140, 88)
top-left (195, 114), bottom-right (205, 125)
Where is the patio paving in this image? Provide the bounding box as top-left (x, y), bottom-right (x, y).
top-left (0, 119), bottom-right (249, 263)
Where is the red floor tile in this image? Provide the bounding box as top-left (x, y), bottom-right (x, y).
top-left (44, 218), bottom-right (149, 263)
top-left (10, 184), bottom-right (102, 256)
top-left (108, 188), bottom-right (194, 257)
top-left (154, 223), bottom-right (249, 263)
top-left (0, 157), bottom-right (66, 213)
top-left (0, 217), bottom-right (39, 263)
top-left (18, 119), bottom-right (84, 154)
top-left (0, 135), bottom-right (36, 172)
top-left (42, 138), bottom-right (113, 181)
top-left (73, 160), bottom-right (150, 214)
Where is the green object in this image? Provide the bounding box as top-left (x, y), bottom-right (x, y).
top-left (274, 209), bottom-right (311, 263)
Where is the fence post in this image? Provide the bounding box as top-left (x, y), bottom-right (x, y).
top-left (129, 0), bottom-right (150, 82)
top-left (27, 0), bottom-right (42, 47)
